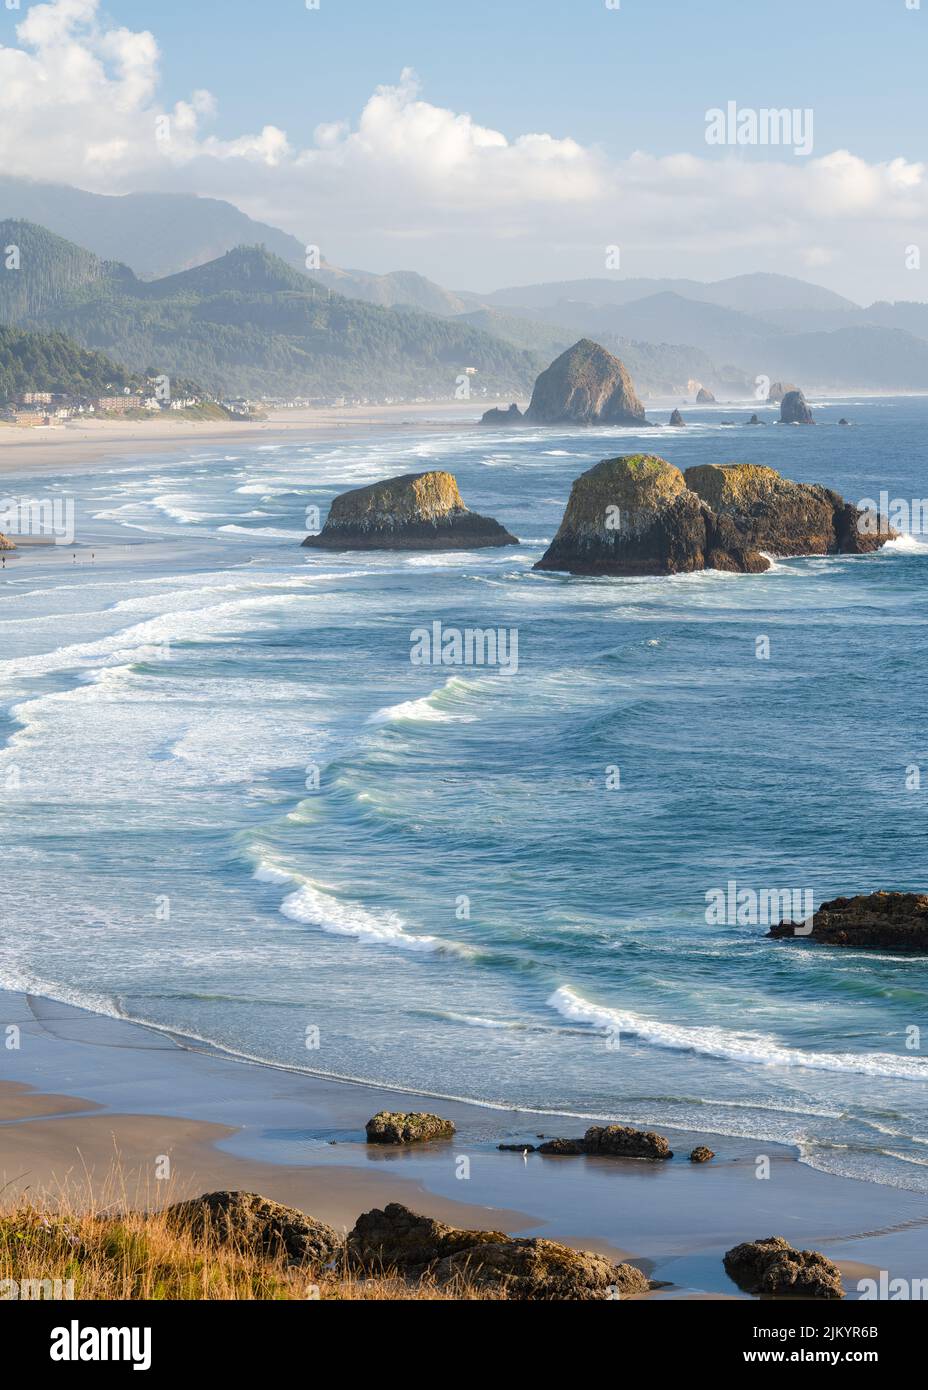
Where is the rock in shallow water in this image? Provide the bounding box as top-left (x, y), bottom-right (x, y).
top-left (536, 1124), bottom-right (672, 1161)
top-left (724, 1236), bottom-right (844, 1299)
top-left (689, 1146), bottom-right (715, 1163)
top-left (768, 892), bottom-right (928, 950)
top-left (524, 339), bottom-right (648, 426)
top-left (365, 1110), bottom-right (456, 1144)
top-left (302, 470), bottom-right (518, 550)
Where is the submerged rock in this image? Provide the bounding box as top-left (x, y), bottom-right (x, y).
top-left (303, 471), bottom-right (518, 551)
top-left (780, 389), bottom-right (815, 424)
top-left (838, 417), bottom-right (850, 426)
top-left (534, 455), bottom-right (768, 577)
top-left (498, 1142), bottom-right (537, 1152)
top-left (669, 408), bottom-right (686, 426)
top-left (480, 403), bottom-right (524, 425)
top-left (768, 892), bottom-right (928, 950)
top-left (365, 1110), bottom-right (456, 1144)
top-left (696, 386), bottom-right (716, 403)
top-left (724, 1236), bottom-right (844, 1299)
top-left (524, 339), bottom-right (648, 426)
top-left (537, 1137), bottom-right (586, 1155)
top-left (689, 1146), bottom-right (715, 1163)
top-left (348, 1202), bottom-right (649, 1299)
top-left (163, 1191), bottom-right (341, 1265)
top-left (745, 413), bottom-right (765, 425)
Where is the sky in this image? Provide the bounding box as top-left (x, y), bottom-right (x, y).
top-left (0, 0), bottom-right (925, 299)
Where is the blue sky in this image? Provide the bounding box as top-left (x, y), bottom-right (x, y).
top-left (0, 0), bottom-right (925, 296)
top-left (99, 0), bottom-right (924, 164)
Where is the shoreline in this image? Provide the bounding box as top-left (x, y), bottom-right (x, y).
top-left (2, 988), bottom-right (926, 1298)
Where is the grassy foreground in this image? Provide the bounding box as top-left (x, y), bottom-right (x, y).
top-left (0, 1197), bottom-right (496, 1301)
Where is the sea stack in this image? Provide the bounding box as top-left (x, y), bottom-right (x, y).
top-left (766, 381), bottom-right (796, 404)
top-left (534, 455), bottom-right (768, 577)
top-left (523, 339), bottom-right (648, 426)
top-left (696, 387), bottom-right (716, 403)
top-left (480, 403), bottom-right (524, 425)
top-left (768, 892), bottom-right (928, 950)
top-left (669, 409), bottom-right (686, 427)
top-left (302, 471), bottom-right (518, 550)
top-left (780, 389), bottom-right (815, 424)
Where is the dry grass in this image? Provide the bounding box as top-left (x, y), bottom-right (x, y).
top-left (0, 1180), bottom-right (501, 1301)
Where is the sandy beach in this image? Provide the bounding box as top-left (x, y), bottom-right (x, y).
top-left (1, 989), bottom-right (925, 1299)
top-left (0, 403), bottom-right (486, 478)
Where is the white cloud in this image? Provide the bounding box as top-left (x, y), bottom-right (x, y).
top-left (0, 0), bottom-right (925, 299)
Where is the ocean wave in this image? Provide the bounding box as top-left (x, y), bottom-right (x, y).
top-left (252, 858), bottom-right (469, 956)
top-left (884, 534), bottom-right (928, 554)
top-left (548, 985), bottom-right (928, 1081)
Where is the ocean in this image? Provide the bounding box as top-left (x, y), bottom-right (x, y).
top-left (2, 397), bottom-right (927, 1192)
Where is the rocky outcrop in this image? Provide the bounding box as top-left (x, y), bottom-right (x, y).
top-left (724, 1237), bottom-right (844, 1299)
top-left (0, 533), bottom-right (14, 551)
top-left (685, 463), bottom-right (893, 558)
top-left (348, 1202), bottom-right (650, 1299)
top-left (696, 387), bottom-right (716, 403)
top-left (535, 456), bottom-right (769, 577)
top-left (365, 1110), bottom-right (456, 1144)
top-left (303, 471), bottom-right (518, 551)
top-left (480, 403), bottom-right (524, 425)
top-left (689, 1146), bottom-right (715, 1163)
top-left (745, 413), bottom-right (765, 425)
top-left (524, 339), bottom-right (648, 426)
top-left (838, 417), bottom-right (849, 426)
top-left (780, 389), bottom-right (814, 424)
top-left (537, 1124), bottom-right (672, 1161)
top-left (768, 892), bottom-right (928, 950)
top-left (163, 1191), bottom-right (341, 1265)
top-left (767, 381), bottom-right (796, 404)
top-left (498, 1142), bottom-right (537, 1152)
top-left (669, 409), bottom-right (686, 426)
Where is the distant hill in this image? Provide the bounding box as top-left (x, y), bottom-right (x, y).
top-left (0, 223), bottom-right (541, 400)
top-left (0, 324), bottom-right (140, 402)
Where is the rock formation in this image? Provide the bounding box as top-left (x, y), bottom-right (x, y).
top-left (745, 414), bottom-right (765, 426)
top-left (768, 892), bottom-right (928, 950)
top-left (365, 1110), bottom-right (456, 1144)
top-left (536, 458), bottom-right (895, 578)
top-left (838, 417), bottom-right (849, 426)
top-left (669, 409), bottom-right (686, 426)
top-left (164, 1191), bottom-right (341, 1266)
top-left (533, 1123), bottom-right (672, 1160)
top-left (0, 533), bottom-right (14, 551)
top-left (480, 403), bottom-right (524, 425)
top-left (534, 456), bottom-right (768, 576)
top-left (724, 1237), bottom-right (844, 1299)
top-left (689, 1146), bottom-right (715, 1163)
top-left (303, 471), bottom-right (518, 551)
top-left (523, 339), bottom-right (648, 426)
top-left (780, 389), bottom-right (814, 424)
top-left (696, 387), bottom-right (716, 403)
top-left (348, 1202), bottom-right (650, 1298)
top-left (766, 381), bottom-right (796, 404)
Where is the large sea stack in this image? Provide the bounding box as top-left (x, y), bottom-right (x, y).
top-left (303, 471), bottom-right (518, 550)
top-left (780, 389), bottom-right (814, 424)
top-left (684, 463), bottom-right (888, 557)
top-left (536, 458), bottom-right (895, 577)
top-left (534, 455), bottom-right (768, 577)
top-left (523, 339), bottom-right (648, 426)
top-left (696, 387), bottom-right (716, 403)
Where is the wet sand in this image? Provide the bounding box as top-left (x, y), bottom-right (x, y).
top-left (0, 989), bottom-right (924, 1297)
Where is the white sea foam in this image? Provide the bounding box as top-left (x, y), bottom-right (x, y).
top-left (548, 985), bottom-right (928, 1081)
top-left (884, 534), bottom-right (928, 554)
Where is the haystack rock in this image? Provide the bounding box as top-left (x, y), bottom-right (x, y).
top-left (768, 892), bottom-right (928, 950)
top-left (347, 1202), bottom-right (650, 1299)
top-left (534, 455), bottom-right (768, 577)
top-left (302, 472), bottom-right (518, 551)
top-left (766, 381), bottom-right (796, 404)
top-left (669, 409), bottom-right (686, 427)
top-left (524, 339), bottom-right (648, 426)
top-left (480, 403), bottom-right (524, 425)
top-left (724, 1237), bottom-right (844, 1299)
top-left (684, 463), bottom-right (892, 557)
top-left (696, 387), bottom-right (716, 403)
top-left (780, 389), bottom-right (814, 424)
